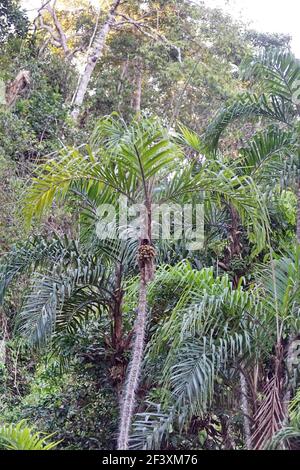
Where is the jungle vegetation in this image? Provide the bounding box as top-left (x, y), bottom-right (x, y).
top-left (0, 0), bottom-right (299, 451)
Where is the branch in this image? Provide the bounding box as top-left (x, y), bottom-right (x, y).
top-left (35, 1), bottom-right (76, 59)
top-left (114, 13), bottom-right (182, 62)
top-left (44, 4), bottom-right (69, 56)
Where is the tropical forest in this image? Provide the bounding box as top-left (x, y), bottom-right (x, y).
top-left (0, 0), bottom-right (300, 453)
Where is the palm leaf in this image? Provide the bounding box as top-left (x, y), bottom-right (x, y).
top-left (241, 49), bottom-right (300, 102)
top-left (16, 259), bottom-right (112, 347)
top-left (0, 420), bottom-right (60, 450)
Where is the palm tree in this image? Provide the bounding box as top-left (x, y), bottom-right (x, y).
top-left (204, 49), bottom-right (300, 447)
top-left (18, 115), bottom-right (267, 449)
top-left (205, 48), bottom-right (300, 242)
top-left (251, 250), bottom-right (300, 449)
top-left (130, 249), bottom-right (300, 450)
top-left (130, 261), bottom-right (259, 449)
top-left (200, 49), bottom-right (300, 448)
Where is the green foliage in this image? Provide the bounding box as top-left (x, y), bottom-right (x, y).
top-left (0, 420), bottom-right (59, 450)
top-left (0, 0), bottom-right (300, 453)
top-left (1, 352), bottom-right (119, 450)
top-left (0, 234), bottom-right (115, 349)
top-left (0, 47), bottom-right (76, 160)
top-left (0, 118), bottom-right (36, 169)
top-left (206, 49), bottom-right (300, 195)
top-left (130, 262), bottom-right (261, 449)
top-left (241, 49), bottom-right (300, 102)
top-left (130, 249), bottom-right (300, 449)
top-left (0, 1), bottom-right (28, 44)
top-left (17, 260), bottom-right (112, 347)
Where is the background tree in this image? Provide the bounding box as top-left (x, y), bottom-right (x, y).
top-left (0, 0), bottom-right (28, 44)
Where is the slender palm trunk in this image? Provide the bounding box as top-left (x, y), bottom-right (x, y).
top-left (117, 278), bottom-right (148, 450)
top-left (228, 204), bottom-right (242, 288)
top-left (239, 369), bottom-right (252, 449)
top-left (297, 181), bottom-right (300, 244)
top-left (71, 0), bottom-right (121, 119)
top-left (117, 199), bottom-right (154, 449)
top-left (226, 207), bottom-right (253, 448)
top-left (112, 263), bottom-right (124, 351)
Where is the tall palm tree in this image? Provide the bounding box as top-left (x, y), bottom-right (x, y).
top-left (20, 115), bottom-right (267, 449)
top-left (205, 48), bottom-right (300, 242)
top-left (130, 250), bottom-right (300, 450)
top-left (204, 51), bottom-right (300, 447)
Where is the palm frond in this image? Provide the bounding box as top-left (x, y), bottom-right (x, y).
top-left (267, 426), bottom-right (300, 450)
top-left (130, 403), bottom-right (179, 450)
top-left (0, 420), bottom-right (60, 450)
top-left (0, 235), bottom-right (81, 303)
top-left (24, 116), bottom-right (183, 226)
top-left (251, 375), bottom-right (285, 449)
top-left (267, 387), bottom-right (300, 449)
top-left (205, 93), bottom-right (291, 150)
top-left (16, 259), bottom-right (112, 347)
top-left (240, 128), bottom-right (295, 177)
top-left (176, 124), bottom-right (206, 153)
top-left (239, 127), bottom-right (300, 192)
top-left (258, 249), bottom-right (300, 324)
top-left (241, 48), bottom-right (300, 103)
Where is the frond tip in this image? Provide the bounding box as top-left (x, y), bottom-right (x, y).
top-left (0, 420), bottom-right (60, 450)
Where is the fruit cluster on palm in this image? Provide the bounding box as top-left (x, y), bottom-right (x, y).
top-left (1, 50), bottom-right (300, 450)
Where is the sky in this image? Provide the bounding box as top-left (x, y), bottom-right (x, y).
top-left (22, 0), bottom-right (300, 57)
top-left (205, 0), bottom-right (300, 57)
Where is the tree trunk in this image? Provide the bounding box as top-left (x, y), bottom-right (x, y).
top-left (117, 201), bottom-right (154, 449)
top-left (112, 263), bottom-right (124, 351)
top-left (239, 369), bottom-right (252, 449)
top-left (117, 277), bottom-right (148, 450)
top-left (117, 60), bottom-right (129, 94)
top-left (132, 59), bottom-right (142, 115)
top-left (225, 207), bottom-right (253, 448)
top-left (71, 0), bottom-right (121, 120)
top-left (297, 180), bottom-right (300, 244)
top-left (223, 204), bottom-right (243, 287)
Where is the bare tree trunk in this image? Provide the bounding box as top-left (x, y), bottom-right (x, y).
top-left (117, 59), bottom-right (129, 93)
top-left (240, 369), bottom-right (252, 449)
top-left (132, 59), bottom-right (142, 115)
top-left (71, 0), bottom-right (121, 120)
